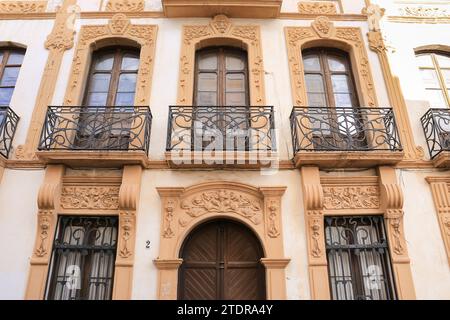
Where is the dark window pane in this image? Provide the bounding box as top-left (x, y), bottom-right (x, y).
top-left (198, 73), bottom-right (217, 92)
top-left (7, 51), bottom-right (24, 65)
top-left (0, 67), bottom-right (20, 86)
top-left (305, 74), bottom-right (325, 93)
top-left (198, 54), bottom-right (218, 70)
top-left (226, 92), bottom-right (246, 106)
top-left (0, 88), bottom-right (14, 105)
top-left (117, 73), bottom-right (137, 92)
top-left (226, 55), bottom-right (245, 71)
top-left (303, 55), bottom-right (321, 72)
top-left (95, 54), bottom-right (114, 71)
top-left (115, 92), bottom-right (135, 106)
top-left (197, 92), bottom-right (217, 106)
top-left (89, 73), bottom-right (111, 92)
top-left (121, 54), bottom-right (140, 71)
top-left (226, 73), bottom-right (245, 92)
top-left (86, 92), bottom-right (108, 106)
top-left (331, 74), bottom-right (351, 93)
top-left (328, 55), bottom-right (347, 72)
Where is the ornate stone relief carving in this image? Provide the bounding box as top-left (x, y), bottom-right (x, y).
top-left (362, 4), bottom-right (385, 32)
top-left (106, 0), bottom-right (145, 12)
top-left (118, 211), bottom-right (134, 258)
top-left (400, 6), bottom-right (449, 18)
top-left (323, 186), bottom-right (380, 210)
top-left (267, 200), bottom-right (280, 238)
top-left (63, 14), bottom-right (157, 106)
top-left (178, 15), bottom-right (265, 105)
top-left (298, 1), bottom-right (337, 15)
top-left (0, 1), bottom-right (47, 13)
top-left (163, 199), bottom-right (176, 238)
top-left (60, 186), bottom-right (120, 209)
top-left (35, 210), bottom-right (52, 257)
top-left (285, 17), bottom-right (378, 107)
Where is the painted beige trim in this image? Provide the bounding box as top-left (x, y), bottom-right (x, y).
top-left (177, 15), bottom-right (266, 106)
top-left (25, 165), bottom-right (142, 300)
top-left (426, 177), bottom-right (450, 265)
top-left (300, 166), bottom-right (416, 300)
top-left (0, 1), bottom-right (47, 13)
top-left (368, 31), bottom-right (424, 162)
top-left (154, 181), bottom-right (290, 300)
top-left (15, 0), bottom-right (77, 161)
top-left (162, 0), bottom-right (282, 18)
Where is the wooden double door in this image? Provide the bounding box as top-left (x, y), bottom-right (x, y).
top-left (178, 220), bottom-right (266, 300)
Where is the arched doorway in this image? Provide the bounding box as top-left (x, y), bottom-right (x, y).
top-left (178, 219), bottom-right (266, 300)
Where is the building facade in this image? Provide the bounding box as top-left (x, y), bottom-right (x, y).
top-left (0, 0), bottom-right (449, 300)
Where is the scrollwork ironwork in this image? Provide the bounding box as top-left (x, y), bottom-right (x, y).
top-left (421, 108), bottom-right (450, 159)
top-left (0, 106), bottom-right (20, 158)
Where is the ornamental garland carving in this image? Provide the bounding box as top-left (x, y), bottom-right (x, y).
top-left (399, 6), bottom-right (449, 18)
top-left (298, 1), bottom-right (337, 15)
top-left (178, 15), bottom-right (265, 105)
top-left (0, 1), bottom-right (47, 13)
top-left (180, 190), bottom-right (263, 225)
top-left (119, 211), bottom-right (134, 258)
top-left (106, 0), bottom-right (145, 12)
top-left (60, 186), bottom-right (120, 210)
top-left (64, 14), bottom-right (157, 106)
top-left (323, 186), bottom-right (380, 210)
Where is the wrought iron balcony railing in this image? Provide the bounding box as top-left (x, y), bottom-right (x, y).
top-left (38, 106), bottom-right (152, 154)
top-left (290, 106), bottom-right (402, 153)
top-left (166, 106), bottom-right (276, 152)
top-left (421, 108), bottom-right (450, 159)
top-left (0, 106), bottom-right (20, 158)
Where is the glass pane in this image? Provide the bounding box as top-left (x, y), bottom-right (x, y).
top-left (117, 73), bottom-right (137, 92)
top-left (7, 51), bottom-right (24, 65)
top-left (121, 54), bottom-right (140, 71)
top-left (95, 54), bottom-right (114, 70)
top-left (307, 93), bottom-right (327, 107)
top-left (416, 54), bottom-right (434, 67)
top-left (226, 73), bottom-right (245, 92)
top-left (305, 74), bottom-right (325, 93)
top-left (226, 92), bottom-right (246, 106)
top-left (303, 55), bottom-right (321, 72)
top-left (226, 55), bottom-right (245, 71)
top-left (420, 69), bottom-right (441, 88)
top-left (443, 69), bottom-right (450, 87)
top-left (197, 92), bottom-right (217, 106)
top-left (334, 93), bottom-right (353, 108)
top-left (0, 88), bottom-right (13, 105)
top-left (437, 54), bottom-right (450, 68)
top-left (89, 73), bottom-right (111, 92)
top-left (197, 73), bottom-right (217, 92)
top-left (86, 92), bottom-right (108, 106)
top-left (426, 89), bottom-right (447, 107)
top-left (198, 54), bottom-right (218, 70)
top-left (115, 92), bottom-right (135, 106)
top-left (331, 74), bottom-right (351, 93)
top-left (0, 52), bottom-right (3, 64)
top-left (0, 67), bottom-right (20, 86)
top-left (328, 55), bottom-right (347, 72)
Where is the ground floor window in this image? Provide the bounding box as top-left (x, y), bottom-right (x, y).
top-left (45, 216), bottom-right (118, 300)
top-left (324, 215), bottom-right (397, 300)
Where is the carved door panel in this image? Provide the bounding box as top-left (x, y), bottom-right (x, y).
top-left (178, 220), bottom-right (265, 300)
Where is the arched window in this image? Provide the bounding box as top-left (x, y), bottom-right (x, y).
top-left (302, 48), bottom-right (359, 108)
top-left (416, 51), bottom-right (450, 107)
top-left (84, 47), bottom-right (140, 106)
top-left (0, 48), bottom-right (25, 106)
top-left (194, 47), bottom-right (249, 106)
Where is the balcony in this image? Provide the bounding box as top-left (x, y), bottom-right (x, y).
top-left (0, 106), bottom-right (20, 159)
top-left (290, 107), bottom-right (404, 168)
top-left (162, 0), bottom-right (282, 18)
top-left (37, 106), bottom-right (152, 167)
top-left (421, 108), bottom-right (450, 167)
top-left (166, 106), bottom-right (277, 168)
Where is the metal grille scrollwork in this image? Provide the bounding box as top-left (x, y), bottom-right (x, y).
top-left (45, 216), bottom-right (118, 300)
top-left (166, 106), bottom-right (276, 152)
top-left (325, 216), bottom-right (397, 300)
top-left (0, 106), bottom-right (20, 158)
top-left (421, 108), bottom-right (450, 159)
top-left (38, 106), bottom-right (152, 154)
top-left (290, 107), bottom-right (402, 152)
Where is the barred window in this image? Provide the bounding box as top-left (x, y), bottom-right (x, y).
top-left (45, 216), bottom-right (118, 300)
top-left (325, 216), bottom-right (397, 300)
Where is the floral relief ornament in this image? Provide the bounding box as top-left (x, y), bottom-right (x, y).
top-left (106, 0), bottom-right (145, 12)
top-left (312, 16), bottom-right (334, 38)
top-left (60, 186), bottom-right (120, 209)
top-left (323, 186), bottom-right (380, 210)
top-left (298, 2), bottom-right (337, 15)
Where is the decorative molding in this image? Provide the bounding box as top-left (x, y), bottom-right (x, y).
top-left (399, 6), bottom-right (449, 18)
top-left (177, 15), bottom-right (265, 105)
top-left (323, 186), bottom-right (380, 210)
top-left (156, 182), bottom-right (288, 300)
top-left (285, 18), bottom-right (378, 108)
top-left (60, 186), bottom-right (120, 210)
top-left (0, 1), bottom-right (47, 13)
top-left (106, 0), bottom-right (145, 12)
top-left (298, 1), bottom-right (337, 15)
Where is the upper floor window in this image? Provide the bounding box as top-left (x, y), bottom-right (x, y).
top-left (303, 48), bottom-right (359, 108)
top-left (84, 47), bottom-right (140, 106)
top-left (194, 47), bottom-right (249, 106)
top-left (0, 48), bottom-right (25, 106)
top-left (416, 52), bottom-right (450, 108)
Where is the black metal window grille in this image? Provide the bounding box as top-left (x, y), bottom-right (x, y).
top-left (421, 108), bottom-right (450, 159)
top-left (325, 216), bottom-right (397, 300)
top-left (0, 106), bottom-right (19, 158)
top-left (290, 107), bottom-right (402, 152)
top-left (166, 106), bottom-right (276, 152)
top-left (38, 106), bottom-right (152, 154)
top-left (45, 216), bottom-right (118, 300)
